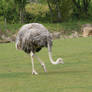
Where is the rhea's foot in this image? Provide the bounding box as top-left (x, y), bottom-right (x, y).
top-left (32, 70), bottom-right (38, 75)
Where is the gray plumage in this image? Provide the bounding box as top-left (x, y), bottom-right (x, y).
top-left (16, 23), bottom-right (52, 54)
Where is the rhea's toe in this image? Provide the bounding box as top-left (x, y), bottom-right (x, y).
top-left (32, 70), bottom-right (38, 75)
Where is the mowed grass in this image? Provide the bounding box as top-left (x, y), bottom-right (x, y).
top-left (0, 37), bottom-right (92, 92)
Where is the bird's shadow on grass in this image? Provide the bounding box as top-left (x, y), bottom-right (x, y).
top-left (40, 70), bottom-right (88, 75)
top-left (0, 70), bottom-right (88, 78)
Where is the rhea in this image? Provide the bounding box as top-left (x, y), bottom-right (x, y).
top-left (16, 23), bottom-right (64, 75)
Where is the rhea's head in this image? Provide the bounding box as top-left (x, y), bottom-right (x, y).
top-left (56, 58), bottom-right (64, 64)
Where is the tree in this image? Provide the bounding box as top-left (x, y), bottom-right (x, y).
top-left (0, 0), bottom-right (19, 23)
top-left (14, 0), bottom-right (27, 23)
top-left (72, 0), bottom-right (91, 18)
top-left (46, 0), bottom-right (73, 22)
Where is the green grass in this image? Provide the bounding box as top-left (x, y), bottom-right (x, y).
top-left (0, 37), bottom-right (92, 92)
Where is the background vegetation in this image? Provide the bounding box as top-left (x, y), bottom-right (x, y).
top-left (0, 0), bottom-right (92, 34)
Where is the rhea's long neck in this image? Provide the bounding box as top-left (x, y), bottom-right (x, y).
top-left (48, 43), bottom-right (58, 65)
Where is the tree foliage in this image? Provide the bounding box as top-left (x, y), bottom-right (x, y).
top-left (72, 0), bottom-right (91, 18)
top-left (14, 0), bottom-right (27, 23)
top-left (0, 0), bottom-right (17, 23)
top-left (47, 0), bottom-right (73, 22)
top-left (0, 0), bottom-right (92, 23)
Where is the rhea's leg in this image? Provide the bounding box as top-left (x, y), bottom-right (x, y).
top-left (34, 54), bottom-right (47, 72)
top-left (30, 52), bottom-right (38, 75)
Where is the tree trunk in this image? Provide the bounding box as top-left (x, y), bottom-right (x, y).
top-left (72, 0), bottom-right (81, 12)
top-left (20, 8), bottom-right (24, 24)
top-left (56, 1), bottom-right (62, 22)
top-left (4, 17), bottom-right (7, 31)
top-left (72, 0), bottom-right (91, 16)
top-left (83, 0), bottom-right (91, 15)
top-left (47, 0), bottom-right (53, 22)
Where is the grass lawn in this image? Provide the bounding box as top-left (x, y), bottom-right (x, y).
top-left (0, 37), bottom-right (92, 92)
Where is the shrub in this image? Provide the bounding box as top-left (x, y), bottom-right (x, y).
top-left (25, 3), bottom-right (49, 22)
